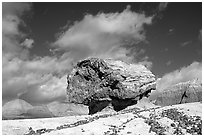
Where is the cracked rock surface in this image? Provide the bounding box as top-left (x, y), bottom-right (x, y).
top-left (67, 58), bottom-right (156, 114)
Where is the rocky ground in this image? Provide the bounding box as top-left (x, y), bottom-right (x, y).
top-left (2, 102), bottom-right (202, 135)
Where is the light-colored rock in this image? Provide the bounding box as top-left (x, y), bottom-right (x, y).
top-left (67, 58), bottom-right (156, 114)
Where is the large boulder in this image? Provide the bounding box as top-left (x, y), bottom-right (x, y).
top-left (67, 58), bottom-right (156, 114)
top-left (154, 79), bottom-right (202, 106)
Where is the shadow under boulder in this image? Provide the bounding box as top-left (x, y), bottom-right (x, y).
top-left (88, 100), bottom-right (111, 115)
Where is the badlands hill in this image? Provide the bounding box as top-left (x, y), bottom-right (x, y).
top-left (2, 58), bottom-right (202, 135)
top-left (3, 100), bottom-right (89, 120)
top-left (2, 99), bottom-right (33, 120)
top-left (154, 79), bottom-right (202, 106)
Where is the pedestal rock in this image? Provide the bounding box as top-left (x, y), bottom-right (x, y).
top-left (66, 58), bottom-right (156, 114)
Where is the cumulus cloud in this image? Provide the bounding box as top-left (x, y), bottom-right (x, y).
top-left (2, 53), bottom-right (73, 104)
top-left (157, 61), bottom-right (202, 91)
top-left (154, 2), bottom-right (169, 21)
top-left (54, 5), bottom-right (153, 63)
top-left (2, 3), bottom-right (72, 105)
top-left (138, 56), bottom-right (153, 70)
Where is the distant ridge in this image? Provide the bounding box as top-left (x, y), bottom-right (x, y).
top-left (2, 99), bottom-right (89, 120)
top-left (46, 101), bottom-right (89, 117)
top-left (2, 99), bottom-right (33, 119)
top-left (154, 79), bottom-right (202, 106)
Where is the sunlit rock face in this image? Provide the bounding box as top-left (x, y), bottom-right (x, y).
top-left (66, 58), bottom-right (156, 114)
top-left (155, 79), bottom-right (202, 106)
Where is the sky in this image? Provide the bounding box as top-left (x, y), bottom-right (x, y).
top-left (2, 2), bottom-right (202, 105)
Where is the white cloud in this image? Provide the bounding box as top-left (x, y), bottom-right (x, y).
top-left (2, 54), bottom-right (73, 104)
top-left (2, 3), bottom-right (71, 105)
top-left (54, 5), bottom-right (153, 62)
top-left (2, 2), bottom-right (31, 17)
top-left (21, 38), bottom-right (34, 49)
top-left (2, 2), bottom-right (32, 60)
top-left (138, 56), bottom-right (153, 70)
top-left (158, 2), bottom-right (169, 11)
top-left (157, 61), bottom-right (202, 91)
top-left (138, 60), bottom-right (153, 70)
